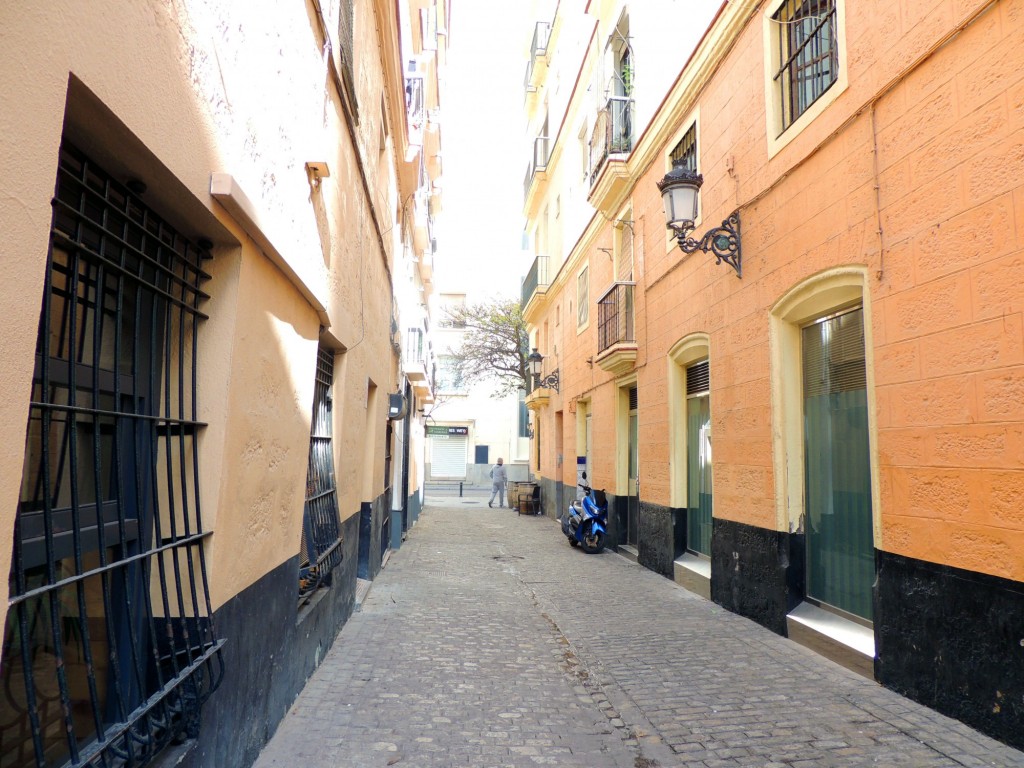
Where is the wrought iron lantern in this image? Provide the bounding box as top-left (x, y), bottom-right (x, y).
top-left (657, 162), bottom-right (742, 277)
top-left (527, 347), bottom-right (559, 392)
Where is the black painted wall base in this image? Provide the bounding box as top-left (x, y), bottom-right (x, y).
top-left (407, 490), bottom-right (421, 528)
top-left (178, 513), bottom-right (360, 768)
top-left (710, 517), bottom-right (804, 636)
top-left (637, 501), bottom-right (675, 578)
top-left (357, 494), bottom-right (390, 580)
top-left (555, 480), bottom-right (580, 521)
top-left (540, 477), bottom-right (558, 518)
top-left (875, 550), bottom-right (1024, 751)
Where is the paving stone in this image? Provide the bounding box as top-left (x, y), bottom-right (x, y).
top-left (252, 498), bottom-right (1024, 768)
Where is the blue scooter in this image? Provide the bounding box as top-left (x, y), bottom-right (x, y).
top-left (561, 472), bottom-right (608, 554)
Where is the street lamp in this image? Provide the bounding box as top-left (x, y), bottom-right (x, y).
top-left (657, 162), bottom-right (742, 277)
top-left (527, 347), bottom-right (559, 392)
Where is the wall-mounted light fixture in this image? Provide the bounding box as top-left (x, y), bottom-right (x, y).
top-left (527, 347), bottom-right (559, 392)
top-left (657, 163), bottom-right (741, 277)
top-left (305, 161), bottom-right (331, 188)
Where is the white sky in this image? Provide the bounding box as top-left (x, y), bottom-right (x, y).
top-left (433, 1), bottom-right (534, 301)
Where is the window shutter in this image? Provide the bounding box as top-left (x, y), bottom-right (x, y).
top-left (686, 360), bottom-right (710, 396)
top-left (670, 123), bottom-right (698, 172)
top-left (802, 308), bottom-right (866, 397)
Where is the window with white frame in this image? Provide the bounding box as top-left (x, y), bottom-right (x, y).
top-left (577, 266), bottom-right (590, 328)
top-left (438, 293), bottom-right (466, 328)
top-left (436, 355), bottom-right (464, 393)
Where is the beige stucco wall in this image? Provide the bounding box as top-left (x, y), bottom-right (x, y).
top-left (0, 0), bottom-right (400, 625)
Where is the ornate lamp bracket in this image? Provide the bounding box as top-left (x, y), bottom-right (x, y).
top-left (671, 211), bottom-right (742, 278)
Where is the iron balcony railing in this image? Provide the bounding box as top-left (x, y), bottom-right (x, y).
top-left (403, 327), bottom-right (433, 381)
top-left (588, 95), bottom-right (634, 186)
top-left (521, 254), bottom-right (550, 310)
top-left (524, 61), bottom-right (536, 94)
top-left (531, 21), bottom-right (550, 62)
top-left (522, 135), bottom-right (550, 203)
top-left (597, 281), bottom-right (636, 353)
top-left (524, 21), bottom-right (550, 91)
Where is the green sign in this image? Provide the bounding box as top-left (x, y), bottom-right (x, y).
top-left (426, 425), bottom-right (469, 436)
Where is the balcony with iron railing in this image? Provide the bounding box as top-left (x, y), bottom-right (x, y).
top-left (532, 21), bottom-right (550, 62)
top-left (587, 94), bottom-right (635, 214)
top-left (595, 281), bottom-right (637, 376)
top-left (522, 134), bottom-right (550, 206)
top-left (588, 96), bottom-right (634, 185)
top-left (521, 254), bottom-right (549, 312)
top-left (403, 327), bottom-right (434, 398)
top-left (524, 21), bottom-right (551, 93)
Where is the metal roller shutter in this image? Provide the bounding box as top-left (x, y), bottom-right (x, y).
top-left (431, 435), bottom-right (467, 478)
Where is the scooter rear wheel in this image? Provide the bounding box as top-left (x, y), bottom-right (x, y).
top-left (581, 528), bottom-right (605, 554)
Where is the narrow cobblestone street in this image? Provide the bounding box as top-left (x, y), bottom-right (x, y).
top-left (252, 497), bottom-right (1024, 768)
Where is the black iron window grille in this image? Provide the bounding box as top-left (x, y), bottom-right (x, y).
top-left (298, 347), bottom-right (343, 603)
top-left (1, 143), bottom-right (224, 768)
top-left (773, 0), bottom-right (838, 131)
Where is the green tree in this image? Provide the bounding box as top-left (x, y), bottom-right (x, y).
top-left (445, 297), bottom-right (529, 398)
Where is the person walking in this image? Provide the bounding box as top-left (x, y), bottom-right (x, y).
top-left (488, 458), bottom-right (508, 508)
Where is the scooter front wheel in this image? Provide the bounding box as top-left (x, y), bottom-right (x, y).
top-left (581, 528), bottom-right (605, 554)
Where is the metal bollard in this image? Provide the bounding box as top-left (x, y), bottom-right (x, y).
top-left (459, 482), bottom-right (463, 497)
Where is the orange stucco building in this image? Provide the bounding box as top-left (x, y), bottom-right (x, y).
top-left (522, 0), bottom-right (1022, 748)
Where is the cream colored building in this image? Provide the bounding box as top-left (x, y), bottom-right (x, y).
top-left (0, 1), bottom-right (447, 766)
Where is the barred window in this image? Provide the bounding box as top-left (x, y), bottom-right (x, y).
top-left (298, 347), bottom-right (344, 603)
top-left (772, 0), bottom-right (838, 131)
top-left (1, 143), bottom-right (224, 767)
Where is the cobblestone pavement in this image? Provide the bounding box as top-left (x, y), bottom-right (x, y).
top-left (252, 497), bottom-right (1024, 768)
